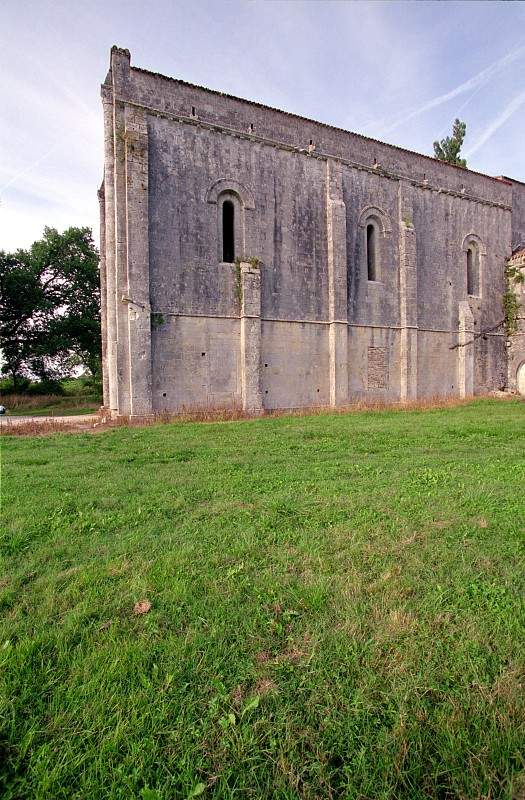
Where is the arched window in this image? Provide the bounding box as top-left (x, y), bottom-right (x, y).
top-left (366, 221), bottom-right (379, 281)
top-left (466, 243), bottom-right (479, 296)
top-left (222, 200), bottom-right (235, 263)
top-left (358, 206), bottom-right (390, 284)
top-left (207, 180), bottom-right (254, 264)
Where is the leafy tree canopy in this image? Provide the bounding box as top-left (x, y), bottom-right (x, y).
top-left (433, 119), bottom-right (467, 168)
top-left (0, 226), bottom-right (100, 390)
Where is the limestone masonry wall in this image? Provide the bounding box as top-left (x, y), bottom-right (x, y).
top-left (100, 47), bottom-right (525, 415)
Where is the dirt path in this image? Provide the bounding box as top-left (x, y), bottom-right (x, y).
top-left (1, 414), bottom-right (99, 428)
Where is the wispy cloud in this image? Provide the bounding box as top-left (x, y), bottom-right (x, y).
top-left (369, 41), bottom-right (525, 136)
top-left (1, 0), bottom-right (524, 251)
top-left (0, 144), bottom-right (61, 195)
top-left (0, 52), bottom-right (102, 249)
top-left (465, 88), bottom-right (525, 157)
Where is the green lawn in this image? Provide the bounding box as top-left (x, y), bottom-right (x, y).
top-left (3, 395), bottom-right (100, 417)
top-left (1, 399), bottom-right (524, 799)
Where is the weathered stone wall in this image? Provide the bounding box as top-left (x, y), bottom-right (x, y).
top-left (100, 47), bottom-right (525, 414)
top-left (509, 180), bottom-right (525, 251)
top-left (152, 316), bottom-right (241, 410)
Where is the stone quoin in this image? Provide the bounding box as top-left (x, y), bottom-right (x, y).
top-left (99, 47), bottom-right (525, 416)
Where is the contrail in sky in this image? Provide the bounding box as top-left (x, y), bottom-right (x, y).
top-left (465, 88), bottom-right (525, 157)
top-left (0, 143), bottom-right (59, 196)
top-left (370, 41), bottom-right (525, 136)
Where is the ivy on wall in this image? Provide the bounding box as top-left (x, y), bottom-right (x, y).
top-left (503, 259), bottom-right (524, 336)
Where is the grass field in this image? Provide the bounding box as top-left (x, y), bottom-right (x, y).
top-left (1, 398), bottom-right (524, 799)
top-left (1, 393), bottom-right (100, 417)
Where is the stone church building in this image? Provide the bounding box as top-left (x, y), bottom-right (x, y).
top-left (99, 47), bottom-right (525, 416)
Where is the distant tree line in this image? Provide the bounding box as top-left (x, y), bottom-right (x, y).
top-left (0, 227), bottom-right (101, 392)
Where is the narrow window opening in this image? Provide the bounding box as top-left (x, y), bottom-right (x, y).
top-left (466, 245), bottom-right (479, 295)
top-left (222, 200), bottom-right (235, 263)
top-left (466, 247), bottom-right (473, 294)
top-left (366, 222), bottom-right (378, 281)
top-left (191, 106), bottom-right (196, 117)
top-left (250, 123), bottom-right (254, 132)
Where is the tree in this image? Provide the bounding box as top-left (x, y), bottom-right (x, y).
top-left (433, 119), bottom-right (467, 168)
top-left (0, 250), bottom-right (45, 390)
top-left (0, 227), bottom-right (100, 388)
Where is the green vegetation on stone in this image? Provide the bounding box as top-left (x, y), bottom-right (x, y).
top-left (1, 399), bottom-right (524, 799)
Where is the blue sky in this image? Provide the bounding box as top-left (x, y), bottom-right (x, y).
top-left (1, 0), bottom-right (524, 252)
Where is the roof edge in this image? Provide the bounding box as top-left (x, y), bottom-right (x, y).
top-left (130, 64), bottom-right (519, 188)
top-left (499, 175), bottom-right (525, 187)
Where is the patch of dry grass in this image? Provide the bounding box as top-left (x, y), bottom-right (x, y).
top-left (0, 418), bottom-right (81, 436)
top-left (3, 392), bottom-right (514, 437)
